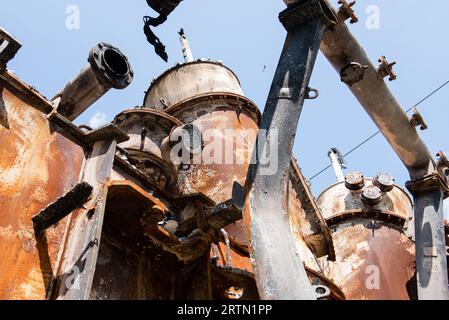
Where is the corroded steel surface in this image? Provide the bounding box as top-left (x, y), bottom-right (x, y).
top-left (317, 179), bottom-right (416, 300)
top-left (168, 97), bottom-right (327, 274)
top-left (322, 221), bottom-right (416, 300)
top-left (91, 181), bottom-right (218, 300)
top-left (0, 85), bottom-right (85, 299)
top-left (172, 106), bottom-right (259, 203)
top-left (157, 61), bottom-right (333, 292)
top-left (212, 241), bottom-right (344, 300)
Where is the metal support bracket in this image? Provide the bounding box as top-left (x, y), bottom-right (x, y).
top-left (48, 110), bottom-right (129, 147)
top-left (0, 27), bottom-right (21, 70)
top-left (377, 56), bottom-right (397, 81)
top-left (406, 172), bottom-right (449, 199)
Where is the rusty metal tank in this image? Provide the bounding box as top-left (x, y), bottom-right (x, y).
top-left (144, 60), bottom-right (260, 203)
top-left (143, 60), bottom-right (335, 299)
top-left (317, 172), bottom-right (417, 300)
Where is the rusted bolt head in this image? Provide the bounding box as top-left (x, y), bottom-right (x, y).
top-left (340, 62), bottom-right (368, 86)
top-left (345, 171), bottom-right (365, 190)
top-left (373, 172), bottom-right (395, 192)
top-left (361, 186), bottom-right (383, 205)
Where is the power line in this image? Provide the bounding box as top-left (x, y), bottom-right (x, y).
top-left (309, 79), bottom-right (449, 181)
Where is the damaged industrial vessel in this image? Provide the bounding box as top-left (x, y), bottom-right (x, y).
top-left (0, 0), bottom-right (448, 300)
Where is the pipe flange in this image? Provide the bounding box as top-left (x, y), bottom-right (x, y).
top-left (89, 42), bottom-right (134, 89)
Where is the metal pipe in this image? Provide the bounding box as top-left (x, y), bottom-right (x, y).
top-left (178, 29), bottom-right (194, 63)
top-left (244, 0), bottom-right (336, 299)
top-left (328, 148), bottom-right (345, 182)
top-left (319, 1), bottom-right (434, 180)
top-left (52, 43), bottom-right (133, 121)
top-left (319, 0), bottom-right (449, 299)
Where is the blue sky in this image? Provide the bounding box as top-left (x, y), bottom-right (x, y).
top-left (2, 1), bottom-right (449, 218)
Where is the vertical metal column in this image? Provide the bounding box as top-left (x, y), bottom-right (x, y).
top-left (410, 183), bottom-right (449, 300)
top-left (244, 0), bottom-right (336, 300)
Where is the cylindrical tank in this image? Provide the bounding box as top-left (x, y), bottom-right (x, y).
top-left (144, 60), bottom-right (260, 202)
top-left (317, 173), bottom-right (417, 300)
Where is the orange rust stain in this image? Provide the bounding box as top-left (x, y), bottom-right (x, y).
top-left (177, 110), bottom-right (258, 203)
top-left (0, 88), bottom-right (85, 300)
top-left (324, 224), bottom-right (416, 300)
top-left (212, 242), bottom-right (253, 273)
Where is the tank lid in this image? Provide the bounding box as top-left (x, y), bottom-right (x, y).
top-left (143, 59), bottom-right (244, 110)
